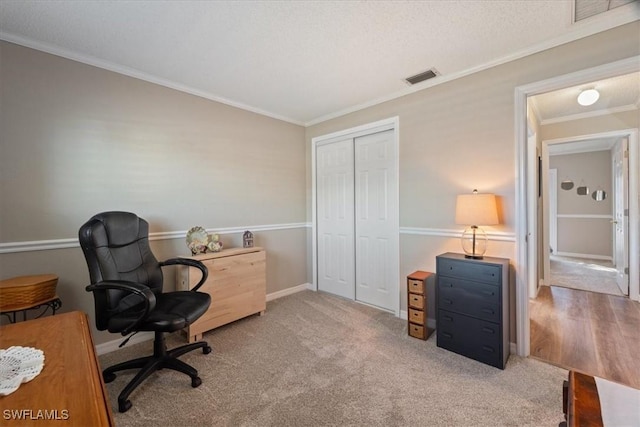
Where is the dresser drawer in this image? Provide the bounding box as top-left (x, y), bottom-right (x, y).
top-left (408, 308), bottom-right (425, 325)
top-left (437, 277), bottom-right (500, 322)
top-left (437, 310), bottom-right (502, 368)
top-left (408, 323), bottom-right (426, 339)
top-left (408, 293), bottom-right (425, 310)
top-left (407, 278), bottom-right (425, 295)
top-left (437, 257), bottom-right (501, 285)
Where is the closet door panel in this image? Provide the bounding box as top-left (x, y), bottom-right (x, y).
top-left (355, 130), bottom-right (398, 311)
top-left (316, 138), bottom-right (355, 299)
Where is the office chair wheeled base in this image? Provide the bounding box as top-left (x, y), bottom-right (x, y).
top-left (103, 331), bottom-right (212, 413)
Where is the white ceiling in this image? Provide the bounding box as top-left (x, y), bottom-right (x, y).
top-left (0, 1), bottom-right (639, 125)
top-left (530, 71), bottom-right (640, 124)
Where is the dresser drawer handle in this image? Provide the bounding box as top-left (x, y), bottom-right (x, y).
top-left (443, 315), bottom-right (453, 322)
top-left (482, 345), bottom-right (495, 353)
top-left (482, 290), bottom-right (495, 296)
top-left (442, 332), bottom-right (453, 339)
top-left (441, 282), bottom-right (453, 288)
top-left (481, 308), bottom-right (494, 314)
top-left (442, 299), bottom-right (453, 305)
top-left (481, 327), bottom-right (495, 334)
top-left (411, 312), bottom-right (420, 318)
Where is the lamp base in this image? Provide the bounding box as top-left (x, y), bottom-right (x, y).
top-left (460, 225), bottom-right (488, 259)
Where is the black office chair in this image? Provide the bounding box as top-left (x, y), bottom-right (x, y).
top-left (79, 211), bottom-right (212, 413)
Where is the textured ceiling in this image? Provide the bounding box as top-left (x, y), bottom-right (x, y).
top-left (530, 71), bottom-right (640, 124)
top-left (0, 1), bottom-right (639, 125)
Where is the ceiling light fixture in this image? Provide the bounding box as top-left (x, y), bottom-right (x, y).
top-left (577, 89), bottom-right (600, 106)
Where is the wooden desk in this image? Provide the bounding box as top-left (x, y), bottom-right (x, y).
top-left (565, 371), bottom-right (603, 427)
top-left (0, 311), bottom-right (114, 426)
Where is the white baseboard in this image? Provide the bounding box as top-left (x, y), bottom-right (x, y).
top-left (554, 252), bottom-right (612, 261)
top-left (95, 283), bottom-right (313, 355)
top-left (95, 331), bottom-right (154, 356)
top-left (266, 283), bottom-right (313, 301)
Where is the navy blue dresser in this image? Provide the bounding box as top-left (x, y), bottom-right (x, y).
top-left (436, 252), bottom-right (510, 369)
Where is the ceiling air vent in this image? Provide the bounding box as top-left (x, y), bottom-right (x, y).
top-left (405, 68), bottom-right (439, 85)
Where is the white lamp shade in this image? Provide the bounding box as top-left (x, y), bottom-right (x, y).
top-left (455, 193), bottom-right (499, 226)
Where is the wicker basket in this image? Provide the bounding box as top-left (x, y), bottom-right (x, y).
top-left (0, 274), bottom-right (58, 311)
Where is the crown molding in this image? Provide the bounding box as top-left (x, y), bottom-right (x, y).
top-left (0, 32), bottom-right (305, 127)
top-left (540, 103), bottom-right (639, 125)
top-left (305, 11), bottom-right (640, 126)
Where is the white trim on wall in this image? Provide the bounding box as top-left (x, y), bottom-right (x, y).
top-left (0, 222), bottom-right (309, 254)
top-left (1, 224), bottom-right (514, 255)
top-left (400, 227), bottom-right (515, 241)
top-left (540, 104), bottom-right (638, 126)
top-left (554, 252), bottom-right (613, 261)
top-left (0, 32), bottom-right (306, 127)
top-left (556, 214), bottom-right (613, 219)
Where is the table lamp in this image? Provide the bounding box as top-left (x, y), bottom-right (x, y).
top-left (455, 190), bottom-right (499, 259)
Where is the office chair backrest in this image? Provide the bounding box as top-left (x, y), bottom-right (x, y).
top-left (79, 211), bottom-right (163, 330)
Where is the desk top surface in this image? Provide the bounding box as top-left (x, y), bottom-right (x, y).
top-left (0, 311), bottom-right (114, 426)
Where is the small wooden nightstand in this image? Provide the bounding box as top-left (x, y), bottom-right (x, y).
top-left (407, 270), bottom-right (433, 340)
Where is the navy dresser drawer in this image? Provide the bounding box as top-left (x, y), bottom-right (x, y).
top-left (437, 257), bottom-right (501, 285)
top-left (436, 310), bottom-right (502, 368)
top-left (435, 252), bottom-right (510, 369)
top-left (437, 277), bottom-right (500, 322)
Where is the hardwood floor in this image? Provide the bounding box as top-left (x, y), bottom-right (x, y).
top-left (530, 285), bottom-right (640, 389)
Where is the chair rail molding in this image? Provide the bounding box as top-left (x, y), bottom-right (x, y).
top-left (0, 222), bottom-right (310, 254)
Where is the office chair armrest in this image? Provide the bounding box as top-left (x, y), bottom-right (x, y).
top-left (86, 280), bottom-right (156, 335)
top-left (160, 258), bottom-right (209, 292)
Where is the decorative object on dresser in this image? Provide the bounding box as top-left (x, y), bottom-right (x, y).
top-left (186, 226), bottom-right (223, 254)
top-left (243, 230), bottom-right (254, 248)
top-left (455, 189), bottom-right (499, 259)
top-left (436, 252), bottom-right (509, 369)
top-left (407, 270), bottom-right (434, 340)
top-left (176, 247), bottom-right (266, 343)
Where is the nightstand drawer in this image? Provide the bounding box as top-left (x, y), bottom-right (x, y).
top-left (407, 278), bottom-right (425, 295)
top-left (408, 323), bottom-right (425, 339)
top-left (437, 310), bottom-right (502, 368)
top-left (408, 308), bottom-right (424, 325)
top-left (408, 293), bottom-right (425, 310)
top-left (437, 257), bottom-right (501, 285)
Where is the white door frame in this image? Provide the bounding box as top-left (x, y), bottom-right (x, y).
top-left (514, 55), bottom-right (640, 357)
top-left (548, 167), bottom-right (557, 270)
top-left (311, 116), bottom-right (400, 316)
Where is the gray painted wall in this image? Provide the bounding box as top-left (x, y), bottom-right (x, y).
top-left (306, 22), bottom-right (640, 342)
top-left (550, 150), bottom-right (613, 257)
top-left (1, 21), bottom-right (639, 348)
top-left (0, 41), bottom-right (308, 343)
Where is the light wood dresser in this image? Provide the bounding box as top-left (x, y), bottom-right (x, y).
top-left (176, 247), bottom-right (266, 343)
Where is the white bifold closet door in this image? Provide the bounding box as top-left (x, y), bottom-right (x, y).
top-left (317, 130), bottom-right (397, 311)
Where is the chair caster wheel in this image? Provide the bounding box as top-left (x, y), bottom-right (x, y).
top-left (192, 376), bottom-right (202, 388)
top-left (203, 345), bottom-right (212, 354)
top-left (103, 372), bottom-right (116, 383)
top-left (118, 399), bottom-right (132, 413)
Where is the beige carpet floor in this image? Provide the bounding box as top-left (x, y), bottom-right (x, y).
top-left (550, 255), bottom-right (622, 296)
top-left (100, 290), bottom-right (567, 427)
